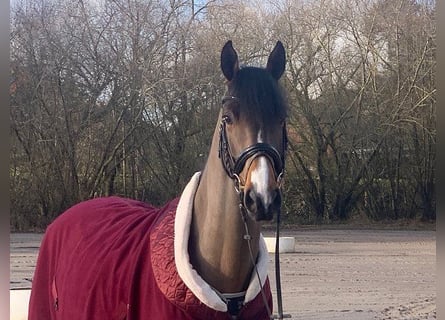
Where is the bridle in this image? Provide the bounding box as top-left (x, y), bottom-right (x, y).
top-left (218, 96), bottom-right (288, 192)
top-left (217, 95), bottom-right (290, 319)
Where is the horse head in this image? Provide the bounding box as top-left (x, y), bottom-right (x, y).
top-left (219, 40), bottom-right (288, 222)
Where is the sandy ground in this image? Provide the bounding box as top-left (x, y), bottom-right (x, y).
top-left (10, 229), bottom-right (436, 319)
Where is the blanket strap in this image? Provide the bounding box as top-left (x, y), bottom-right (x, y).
top-left (217, 291), bottom-right (247, 319)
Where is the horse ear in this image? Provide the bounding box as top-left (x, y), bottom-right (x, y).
top-left (266, 41), bottom-right (286, 80)
top-left (221, 40), bottom-right (239, 81)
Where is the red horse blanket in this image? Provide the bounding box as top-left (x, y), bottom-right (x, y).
top-left (28, 172), bottom-right (272, 320)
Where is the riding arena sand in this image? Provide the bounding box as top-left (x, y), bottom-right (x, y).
top-left (11, 228), bottom-right (435, 320)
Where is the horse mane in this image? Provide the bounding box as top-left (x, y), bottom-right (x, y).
top-left (230, 66), bottom-right (288, 123)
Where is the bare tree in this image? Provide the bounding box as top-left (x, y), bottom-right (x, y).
top-left (268, 0), bottom-right (435, 222)
top-left (10, 0), bottom-right (435, 230)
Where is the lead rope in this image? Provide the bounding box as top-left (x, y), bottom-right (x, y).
top-left (274, 208), bottom-right (284, 319)
top-left (239, 201), bottom-right (274, 319)
top-left (269, 194), bottom-right (291, 319)
top-left (273, 174), bottom-right (290, 319)
top-left (233, 176), bottom-right (273, 319)
top-left (234, 176), bottom-right (289, 320)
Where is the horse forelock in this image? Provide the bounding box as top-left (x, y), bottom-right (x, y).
top-left (229, 66), bottom-right (288, 126)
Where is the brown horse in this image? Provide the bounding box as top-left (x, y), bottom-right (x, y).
top-left (28, 41), bottom-right (288, 320)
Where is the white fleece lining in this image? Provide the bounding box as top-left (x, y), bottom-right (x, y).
top-left (174, 172), bottom-right (269, 312)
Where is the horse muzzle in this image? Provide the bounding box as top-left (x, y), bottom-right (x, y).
top-left (241, 155), bottom-right (283, 222)
top-left (244, 185), bottom-right (282, 221)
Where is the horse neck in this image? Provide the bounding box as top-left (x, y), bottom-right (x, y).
top-left (190, 117), bottom-right (261, 294)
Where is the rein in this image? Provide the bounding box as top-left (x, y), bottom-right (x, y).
top-left (218, 96), bottom-right (290, 320)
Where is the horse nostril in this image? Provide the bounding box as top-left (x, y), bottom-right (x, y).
top-left (243, 188), bottom-right (281, 221)
top-left (244, 188), bottom-right (257, 213)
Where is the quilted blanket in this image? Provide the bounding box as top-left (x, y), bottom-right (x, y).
top-left (28, 172), bottom-right (272, 320)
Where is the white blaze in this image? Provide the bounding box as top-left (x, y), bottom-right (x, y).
top-left (257, 130), bottom-right (263, 143)
top-left (251, 129), bottom-right (273, 208)
top-left (251, 157), bottom-right (273, 208)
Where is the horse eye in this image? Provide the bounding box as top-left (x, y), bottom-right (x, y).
top-left (222, 114), bottom-right (233, 125)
